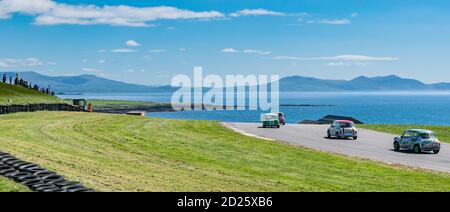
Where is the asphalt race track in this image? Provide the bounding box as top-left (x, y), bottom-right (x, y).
top-left (226, 123), bottom-right (450, 173)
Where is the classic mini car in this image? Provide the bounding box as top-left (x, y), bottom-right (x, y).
top-left (327, 120), bottom-right (358, 140)
top-left (277, 112), bottom-right (286, 125)
top-left (394, 129), bottom-right (441, 154)
top-left (261, 113), bottom-right (280, 128)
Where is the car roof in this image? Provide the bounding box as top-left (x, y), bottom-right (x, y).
top-left (334, 120), bottom-right (355, 123)
top-left (264, 113), bottom-right (278, 116)
top-left (407, 129), bottom-right (435, 134)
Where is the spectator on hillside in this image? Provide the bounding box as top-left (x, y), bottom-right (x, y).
top-left (9, 76), bottom-right (12, 84)
top-left (2, 74), bottom-right (6, 83)
top-left (14, 73), bottom-right (19, 85)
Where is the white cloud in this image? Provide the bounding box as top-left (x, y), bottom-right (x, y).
top-left (0, 0), bottom-right (225, 27)
top-left (148, 49), bottom-right (167, 53)
top-left (126, 69), bottom-right (145, 73)
top-left (229, 9), bottom-right (286, 17)
top-left (166, 26), bottom-right (176, 30)
top-left (300, 18), bottom-right (351, 25)
top-left (0, 0), bottom-right (55, 19)
top-left (82, 67), bottom-right (101, 73)
top-left (327, 62), bottom-right (368, 67)
top-left (222, 48), bottom-right (272, 55)
top-left (111, 48), bottom-right (136, 53)
top-left (274, 54), bottom-right (399, 61)
top-left (0, 57), bottom-right (43, 68)
top-left (179, 48), bottom-right (187, 52)
top-left (221, 48), bottom-right (239, 53)
top-left (97, 49), bottom-right (106, 53)
top-left (81, 59), bottom-right (88, 63)
top-left (81, 68), bottom-right (109, 77)
top-left (95, 72), bottom-right (109, 77)
top-left (126, 40), bottom-right (140, 47)
top-left (351, 13), bottom-right (359, 18)
top-left (47, 61), bottom-right (56, 65)
top-left (317, 19), bottom-right (351, 25)
top-left (97, 59), bottom-right (106, 64)
top-left (243, 49), bottom-right (271, 55)
top-left (327, 55), bottom-right (399, 61)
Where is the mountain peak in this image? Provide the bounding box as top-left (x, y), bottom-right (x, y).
top-left (377, 75), bottom-right (401, 79)
top-left (352, 76), bottom-right (369, 81)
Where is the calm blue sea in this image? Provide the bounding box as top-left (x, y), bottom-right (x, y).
top-left (58, 92), bottom-right (450, 125)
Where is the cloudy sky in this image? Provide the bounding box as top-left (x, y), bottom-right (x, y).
top-left (0, 0), bottom-right (450, 85)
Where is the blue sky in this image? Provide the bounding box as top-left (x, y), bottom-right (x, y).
top-left (0, 0), bottom-right (450, 85)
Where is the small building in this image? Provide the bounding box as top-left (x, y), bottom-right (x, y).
top-left (72, 99), bottom-right (88, 111)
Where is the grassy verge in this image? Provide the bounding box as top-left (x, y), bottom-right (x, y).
top-left (0, 177), bottom-right (29, 192)
top-left (1, 112), bottom-right (450, 191)
top-left (0, 83), bottom-right (63, 105)
top-left (360, 124), bottom-right (450, 143)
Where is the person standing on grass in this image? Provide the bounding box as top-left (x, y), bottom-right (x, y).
top-left (2, 74), bottom-right (6, 83)
top-left (14, 73), bottom-right (18, 85)
top-left (9, 75), bottom-right (12, 84)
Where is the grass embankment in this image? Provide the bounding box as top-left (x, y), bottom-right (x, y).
top-left (0, 177), bottom-right (29, 192)
top-left (1, 112), bottom-right (450, 191)
top-left (0, 83), bottom-right (63, 105)
top-left (360, 125), bottom-right (450, 143)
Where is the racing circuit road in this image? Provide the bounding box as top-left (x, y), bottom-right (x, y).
top-left (225, 123), bottom-right (450, 173)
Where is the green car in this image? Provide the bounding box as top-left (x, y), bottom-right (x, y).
top-left (262, 113), bottom-right (280, 128)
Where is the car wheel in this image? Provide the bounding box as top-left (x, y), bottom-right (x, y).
top-left (262, 125), bottom-right (266, 128)
top-left (413, 145), bottom-right (421, 154)
top-left (327, 131), bottom-right (331, 138)
top-left (277, 125), bottom-right (280, 128)
top-left (433, 150), bottom-right (440, 154)
top-left (353, 136), bottom-right (358, 140)
top-left (393, 142), bottom-right (400, 151)
top-left (335, 133), bottom-right (341, 139)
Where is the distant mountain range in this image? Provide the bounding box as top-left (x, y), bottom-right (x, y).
top-left (0, 71), bottom-right (175, 93)
top-left (278, 75), bottom-right (450, 91)
top-left (1, 71), bottom-right (450, 93)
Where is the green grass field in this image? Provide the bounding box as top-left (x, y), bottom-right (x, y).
top-left (0, 83), bottom-right (63, 105)
top-left (360, 125), bottom-right (450, 143)
top-left (1, 112), bottom-right (450, 192)
top-left (0, 177), bottom-right (29, 192)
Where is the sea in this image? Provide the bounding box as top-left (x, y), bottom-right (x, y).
top-left (58, 92), bottom-right (450, 125)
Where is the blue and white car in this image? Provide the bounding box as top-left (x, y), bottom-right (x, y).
top-left (394, 129), bottom-right (441, 154)
top-left (327, 120), bottom-right (358, 140)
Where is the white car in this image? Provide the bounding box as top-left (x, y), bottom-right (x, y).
top-left (394, 129), bottom-right (441, 154)
top-left (327, 120), bottom-right (358, 140)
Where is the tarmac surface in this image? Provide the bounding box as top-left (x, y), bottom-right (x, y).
top-left (226, 123), bottom-right (450, 173)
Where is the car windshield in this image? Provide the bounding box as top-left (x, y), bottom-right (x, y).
top-left (263, 115), bottom-right (278, 121)
top-left (419, 133), bottom-right (436, 139)
top-left (339, 122), bottom-right (354, 128)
